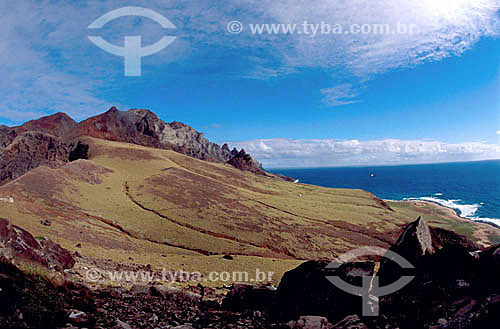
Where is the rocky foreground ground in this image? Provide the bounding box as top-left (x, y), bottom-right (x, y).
top-left (1, 216), bottom-right (499, 328)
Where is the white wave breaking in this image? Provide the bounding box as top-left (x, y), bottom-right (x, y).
top-left (470, 217), bottom-right (500, 228)
top-left (403, 196), bottom-right (500, 228)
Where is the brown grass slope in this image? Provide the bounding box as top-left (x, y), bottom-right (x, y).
top-left (0, 137), bottom-right (498, 282)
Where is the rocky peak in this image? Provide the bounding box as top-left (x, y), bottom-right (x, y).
top-left (17, 112), bottom-right (77, 137)
top-left (0, 107), bottom-right (268, 185)
top-left (168, 121), bottom-right (190, 129)
top-left (226, 149), bottom-right (266, 175)
top-left (1, 112), bottom-right (76, 149)
top-left (71, 107), bottom-right (263, 173)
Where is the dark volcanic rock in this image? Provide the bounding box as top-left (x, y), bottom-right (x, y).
top-left (68, 141), bottom-right (90, 162)
top-left (430, 226), bottom-right (481, 252)
top-left (377, 220), bottom-right (500, 328)
top-left (0, 113), bottom-right (74, 185)
top-left (0, 218), bottom-right (75, 271)
top-left (71, 107), bottom-right (236, 163)
top-left (332, 314), bottom-right (369, 329)
top-left (379, 217), bottom-right (482, 285)
top-left (0, 255), bottom-right (94, 329)
top-left (0, 131), bottom-right (69, 185)
top-left (269, 260), bottom-right (375, 323)
top-left (287, 315), bottom-right (331, 329)
top-left (388, 216), bottom-right (434, 262)
top-left (0, 125), bottom-right (17, 148)
top-left (377, 216), bottom-right (433, 287)
top-left (270, 217), bottom-right (500, 329)
top-left (70, 107), bottom-right (266, 173)
top-left (1, 214), bottom-right (496, 328)
top-left (0, 107), bottom-right (268, 185)
top-left (222, 283), bottom-right (277, 312)
top-left (226, 149), bottom-right (266, 175)
top-left (0, 112), bottom-right (75, 148)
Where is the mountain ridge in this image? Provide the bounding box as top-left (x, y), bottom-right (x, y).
top-left (0, 107), bottom-right (266, 185)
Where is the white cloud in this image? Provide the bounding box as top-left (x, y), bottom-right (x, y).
top-left (320, 84), bottom-right (359, 107)
top-left (0, 1), bottom-right (119, 123)
top-left (245, 0), bottom-right (500, 75)
top-left (243, 65), bottom-right (298, 80)
top-left (0, 0), bottom-right (498, 120)
top-left (236, 0), bottom-right (500, 102)
top-left (229, 138), bottom-right (500, 168)
top-left (497, 130), bottom-right (500, 135)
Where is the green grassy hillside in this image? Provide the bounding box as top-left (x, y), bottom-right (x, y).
top-left (1, 137), bottom-right (498, 284)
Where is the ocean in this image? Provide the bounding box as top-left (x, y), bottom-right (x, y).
top-left (270, 160), bottom-right (500, 227)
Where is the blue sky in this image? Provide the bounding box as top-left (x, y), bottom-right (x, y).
top-left (0, 0), bottom-right (499, 167)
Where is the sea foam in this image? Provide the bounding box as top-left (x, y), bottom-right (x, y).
top-left (404, 196), bottom-right (479, 217)
top-left (404, 196), bottom-right (500, 227)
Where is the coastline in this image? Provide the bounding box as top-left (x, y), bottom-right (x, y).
top-left (386, 199), bottom-right (500, 246)
top-left (391, 198), bottom-right (500, 233)
top-left (388, 199), bottom-right (467, 219)
top-left (390, 199), bottom-right (500, 229)
top-left (273, 161), bottom-right (500, 230)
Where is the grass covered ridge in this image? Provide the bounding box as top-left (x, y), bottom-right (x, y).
top-left (0, 137), bottom-right (498, 284)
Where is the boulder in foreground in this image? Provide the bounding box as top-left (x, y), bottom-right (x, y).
top-left (0, 218), bottom-right (74, 271)
top-left (269, 217), bottom-right (500, 329)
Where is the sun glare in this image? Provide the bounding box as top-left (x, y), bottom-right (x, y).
top-left (420, 0), bottom-right (474, 16)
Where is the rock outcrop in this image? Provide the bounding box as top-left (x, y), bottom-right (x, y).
top-left (226, 149), bottom-right (266, 175)
top-left (16, 112), bottom-right (77, 137)
top-left (0, 107), bottom-right (266, 185)
top-left (0, 254), bottom-right (93, 329)
top-left (0, 125), bottom-right (17, 148)
top-left (389, 216), bottom-right (434, 259)
top-left (0, 131), bottom-right (69, 185)
top-left (268, 217), bottom-right (500, 328)
top-left (332, 315), bottom-right (368, 329)
top-left (70, 107), bottom-right (240, 163)
top-left (287, 316), bottom-right (331, 329)
top-left (221, 283), bottom-right (277, 312)
top-left (0, 218), bottom-right (75, 271)
top-left (269, 260), bottom-right (375, 324)
top-left (68, 141), bottom-right (90, 162)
